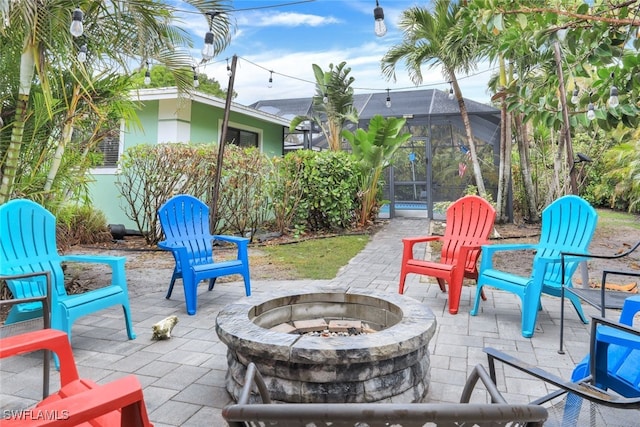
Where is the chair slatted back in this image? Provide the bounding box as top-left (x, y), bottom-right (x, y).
top-left (441, 195), bottom-right (496, 272)
top-left (0, 200), bottom-right (66, 305)
top-left (535, 195), bottom-right (598, 288)
top-left (157, 195), bottom-right (215, 268)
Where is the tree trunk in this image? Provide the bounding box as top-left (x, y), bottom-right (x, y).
top-left (495, 56), bottom-right (511, 223)
top-left (450, 74), bottom-right (487, 197)
top-left (0, 47), bottom-right (34, 204)
top-left (553, 41), bottom-right (578, 194)
top-left (496, 104), bottom-right (512, 222)
top-left (514, 113), bottom-right (538, 221)
top-left (44, 85), bottom-right (81, 192)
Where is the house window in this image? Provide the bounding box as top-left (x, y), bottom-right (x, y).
top-left (227, 127), bottom-right (258, 148)
top-left (96, 136), bottom-right (120, 167)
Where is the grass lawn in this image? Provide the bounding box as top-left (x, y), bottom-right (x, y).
top-left (260, 234), bottom-right (370, 279)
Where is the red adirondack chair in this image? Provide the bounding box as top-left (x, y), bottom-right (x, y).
top-left (399, 195), bottom-right (496, 314)
top-left (1, 329), bottom-right (153, 426)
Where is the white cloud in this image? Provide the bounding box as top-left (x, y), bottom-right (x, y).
top-left (236, 11), bottom-right (342, 27)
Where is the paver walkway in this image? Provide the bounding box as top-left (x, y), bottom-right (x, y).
top-left (1, 217), bottom-right (599, 426)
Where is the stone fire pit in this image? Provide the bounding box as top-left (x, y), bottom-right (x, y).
top-left (215, 287), bottom-right (436, 403)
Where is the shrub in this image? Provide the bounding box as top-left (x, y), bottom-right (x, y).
top-left (116, 143), bottom-right (218, 245)
top-left (281, 150), bottom-right (360, 232)
top-left (218, 145), bottom-right (272, 241)
top-left (55, 204), bottom-right (111, 249)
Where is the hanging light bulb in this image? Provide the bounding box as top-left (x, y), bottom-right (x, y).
top-left (608, 72), bottom-right (619, 108)
top-left (192, 66), bottom-right (199, 88)
top-left (70, 7), bottom-right (84, 37)
top-left (77, 44), bottom-right (87, 63)
top-left (608, 86), bottom-right (619, 108)
top-left (385, 88), bottom-right (391, 108)
top-left (201, 31), bottom-right (215, 61)
top-left (226, 58), bottom-right (232, 77)
top-left (144, 62), bottom-right (151, 85)
top-left (323, 92), bottom-right (329, 104)
top-left (373, 1), bottom-right (387, 37)
top-left (571, 86), bottom-right (579, 105)
top-left (586, 93), bottom-right (596, 120)
top-left (448, 82), bottom-right (455, 100)
top-left (201, 10), bottom-right (219, 61)
top-left (268, 71), bottom-right (273, 88)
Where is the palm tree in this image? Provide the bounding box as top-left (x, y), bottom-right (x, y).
top-left (289, 62), bottom-right (359, 151)
top-left (381, 1), bottom-right (487, 197)
top-left (0, 0), bottom-right (232, 204)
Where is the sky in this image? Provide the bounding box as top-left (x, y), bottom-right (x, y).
top-left (172, 0), bottom-right (496, 106)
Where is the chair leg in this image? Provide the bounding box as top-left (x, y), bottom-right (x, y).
top-left (242, 272), bottom-right (251, 297)
top-left (208, 278), bottom-right (216, 291)
top-left (470, 284), bottom-right (484, 316)
top-left (166, 271), bottom-right (178, 299)
top-left (437, 278), bottom-right (447, 293)
top-left (183, 276), bottom-right (197, 316)
top-left (521, 300), bottom-right (538, 338)
top-left (121, 301), bottom-right (137, 340)
top-left (566, 293), bottom-right (589, 324)
top-left (448, 285), bottom-right (461, 315)
top-left (398, 273), bottom-right (408, 294)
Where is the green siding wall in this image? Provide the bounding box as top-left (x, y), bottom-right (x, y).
top-left (88, 96), bottom-right (284, 229)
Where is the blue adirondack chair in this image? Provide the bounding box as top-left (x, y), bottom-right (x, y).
top-left (571, 295), bottom-right (640, 397)
top-left (470, 195), bottom-right (598, 338)
top-left (157, 194), bottom-right (251, 315)
top-left (0, 199), bottom-right (136, 342)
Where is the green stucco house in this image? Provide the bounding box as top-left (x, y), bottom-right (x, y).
top-left (87, 87), bottom-right (290, 228)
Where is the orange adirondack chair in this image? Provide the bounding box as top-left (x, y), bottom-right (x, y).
top-left (1, 329), bottom-right (153, 426)
top-left (399, 195), bottom-right (496, 314)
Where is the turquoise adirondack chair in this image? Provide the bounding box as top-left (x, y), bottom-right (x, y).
top-left (157, 194), bottom-right (251, 315)
top-left (470, 195), bottom-right (598, 338)
top-left (0, 199), bottom-right (136, 342)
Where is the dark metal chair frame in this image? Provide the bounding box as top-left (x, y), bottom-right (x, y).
top-left (558, 240), bottom-right (640, 353)
top-left (222, 362), bottom-right (548, 427)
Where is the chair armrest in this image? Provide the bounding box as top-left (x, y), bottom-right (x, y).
top-left (0, 329), bottom-right (79, 386)
top-left (590, 316), bottom-right (640, 349)
top-left (401, 236), bottom-right (441, 263)
top-left (479, 243), bottom-right (537, 271)
top-left (402, 236), bottom-right (442, 245)
top-left (213, 235), bottom-right (249, 246)
top-left (3, 375), bottom-right (151, 427)
top-left (563, 241), bottom-right (640, 262)
top-left (60, 255), bottom-right (127, 290)
top-left (482, 243), bottom-right (537, 256)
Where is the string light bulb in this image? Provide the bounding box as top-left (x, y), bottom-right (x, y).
top-left (448, 82), bottom-right (455, 100)
top-left (77, 44), bottom-right (87, 63)
top-left (323, 92), bottom-right (329, 104)
top-left (226, 58), bottom-right (232, 77)
top-left (609, 85), bottom-right (619, 108)
top-left (144, 62), bottom-right (151, 85)
top-left (192, 66), bottom-right (199, 88)
top-left (70, 7), bottom-right (84, 37)
top-left (201, 10), bottom-right (219, 61)
top-left (587, 93), bottom-right (596, 121)
top-left (202, 31), bottom-right (215, 60)
top-left (268, 71), bottom-right (273, 88)
top-left (608, 72), bottom-right (619, 108)
top-left (374, 1), bottom-right (387, 37)
top-left (571, 85), bottom-right (579, 105)
top-left (385, 88), bottom-right (391, 108)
